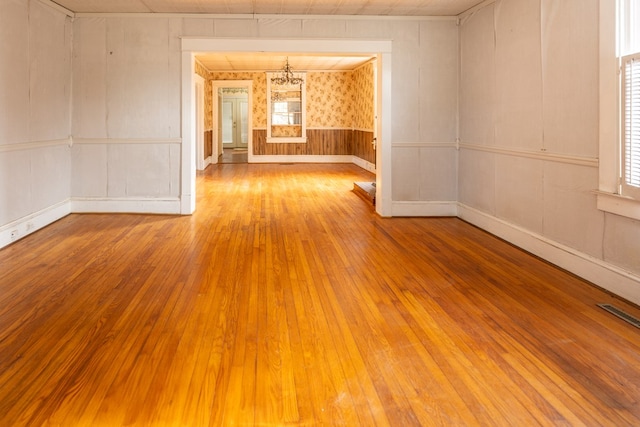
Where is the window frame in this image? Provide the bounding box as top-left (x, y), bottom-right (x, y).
top-left (597, 0), bottom-right (640, 220)
top-left (622, 52), bottom-right (640, 199)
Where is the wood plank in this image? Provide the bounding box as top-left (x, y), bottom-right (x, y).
top-left (1, 163), bottom-right (640, 426)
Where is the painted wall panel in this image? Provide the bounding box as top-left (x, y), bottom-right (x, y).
top-left (345, 20), bottom-right (393, 39)
top-left (418, 148), bottom-right (457, 201)
top-left (542, 162), bottom-right (603, 259)
top-left (0, 144), bottom-right (69, 225)
top-left (419, 21), bottom-right (458, 142)
top-left (31, 145), bottom-right (71, 209)
top-left (168, 18), bottom-right (183, 139)
top-left (0, 0), bottom-right (72, 237)
top-left (107, 144), bottom-right (178, 198)
top-left (392, 147), bottom-right (421, 200)
top-left (182, 18), bottom-right (214, 37)
top-left (214, 19), bottom-right (258, 37)
top-left (73, 19), bottom-right (108, 138)
top-left (458, 149), bottom-right (496, 214)
top-left (541, 0), bottom-right (599, 157)
top-left (459, 4), bottom-right (495, 145)
top-left (494, 155), bottom-right (543, 233)
top-left (29, 3), bottom-right (72, 141)
top-left (0, 150), bottom-right (31, 224)
top-left (71, 144), bottom-right (108, 197)
top-left (0, 0), bottom-right (29, 145)
top-left (389, 22), bottom-right (421, 142)
top-left (493, 0), bottom-right (543, 151)
top-left (105, 18), bottom-right (179, 139)
top-left (603, 214), bottom-right (640, 273)
top-left (257, 19), bottom-right (303, 37)
top-left (302, 20), bottom-right (348, 38)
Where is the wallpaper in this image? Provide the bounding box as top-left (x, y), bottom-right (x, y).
top-left (306, 71), bottom-right (354, 128)
top-left (195, 60), bottom-right (213, 130)
top-left (211, 72), bottom-right (267, 128)
top-left (352, 61), bottom-right (375, 131)
top-left (210, 64), bottom-right (375, 131)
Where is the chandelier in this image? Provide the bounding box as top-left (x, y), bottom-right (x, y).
top-left (271, 57), bottom-right (304, 86)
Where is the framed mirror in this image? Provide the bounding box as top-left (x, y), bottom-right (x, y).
top-left (266, 69), bottom-right (307, 143)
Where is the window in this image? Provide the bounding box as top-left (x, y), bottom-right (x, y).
top-left (597, 0), bottom-right (640, 220)
top-left (266, 72), bottom-right (307, 143)
top-left (620, 0), bottom-right (640, 199)
top-left (623, 53), bottom-right (640, 198)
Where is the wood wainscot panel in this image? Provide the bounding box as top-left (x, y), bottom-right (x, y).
top-left (254, 129), bottom-right (354, 156)
top-left (205, 130), bottom-right (213, 158)
top-left (352, 130), bottom-right (375, 164)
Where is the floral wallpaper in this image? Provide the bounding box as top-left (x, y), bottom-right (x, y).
top-left (352, 61), bottom-right (375, 131)
top-left (211, 72), bottom-right (267, 128)
top-left (208, 62), bottom-right (375, 131)
top-left (306, 71), bottom-right (354, 128)
top-left (272, 125), bottom-right (302, 137)
top-left (195, 60), bottom-right (213, 130)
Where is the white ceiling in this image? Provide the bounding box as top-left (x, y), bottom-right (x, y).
top-left (199, 53), bottom-right (376, 72)
top-left (52, 0), bottom-right (486, 72)
top-left (52, 0), bottom-right (485, 16)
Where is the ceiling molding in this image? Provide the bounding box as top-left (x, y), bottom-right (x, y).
top-left (72, 12), bottom-right (458, 21)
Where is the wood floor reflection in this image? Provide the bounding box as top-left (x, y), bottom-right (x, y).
top-left (1, 163), bottom-right (640, 426)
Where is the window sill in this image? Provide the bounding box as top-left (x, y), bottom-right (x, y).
top-left (266, 137), bottom-right (307, 144)
top-left (596, 191), bottom-right (640, 221)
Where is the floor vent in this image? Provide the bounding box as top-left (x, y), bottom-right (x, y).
top-left (597, 303), bottom-right (640, 329)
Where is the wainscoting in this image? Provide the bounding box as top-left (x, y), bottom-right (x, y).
top-left (204, 130), bottom-right (213, 158)
top-left (252, 129), bottom-right (375, 165)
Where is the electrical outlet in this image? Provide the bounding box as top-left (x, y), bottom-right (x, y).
top-left (26, 222), bottom-right (34, 231)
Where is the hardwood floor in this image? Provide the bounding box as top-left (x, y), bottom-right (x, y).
top-left (1, 163), bottom-right (640, 426)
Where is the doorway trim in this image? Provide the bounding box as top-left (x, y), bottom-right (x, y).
top-left (181, 38), bottom-right (392, 217)
top-left (212, 80), bottom-right (253, 163)
top-left (194, 74), bottom-right (206, 171)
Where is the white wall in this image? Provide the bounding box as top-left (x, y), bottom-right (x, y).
top-left (391, 20), bottom-right (459, 216)
top-left (0, 0), bottom-right (72, 247)
top-left (458, 0), bottom-right (640, 304)
top-left (71, 17), bottom-right (182, 214)
top-left (70, 15), bottom-right (460, 215)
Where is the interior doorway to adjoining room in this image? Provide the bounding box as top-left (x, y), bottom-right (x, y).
top-left (212, 80), bottom-right (253, 165)
top-left (181, 39), bottom-right (392, 217)
top-left (221, 90), bottom-right (249, 150)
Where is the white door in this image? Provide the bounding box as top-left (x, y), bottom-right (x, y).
top-left (221, 94), bottom-right (248, 149)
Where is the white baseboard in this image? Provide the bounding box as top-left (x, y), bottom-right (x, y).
top-left (203, 156), bottom-right (213, 169)
top-left (392, 201), bottom-right (458, 217)
top-left (352, 156), bottom-right (376, 174)
top-left (71, 198), bottom-right (182, 214)
top-left (458, 203), bottom-right (640, 306)
top-left (249, 154), bottom-right (354, 164)
top-left (0, 200), bottom-right (71, 249)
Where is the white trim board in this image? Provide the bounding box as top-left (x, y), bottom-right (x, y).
top-left (391, 201), bottom-right (458, 217)
top-left (72, 138), bottom-right (181, 145)
top-left (71, 198), bottom-right (182, 215)
top-left (182, 37), bottom-right (393, 217)
top-left (250, 154), bottom-right (353, 164)
top-left (458, 203), bottom-right (640, 307)
top-left (0, 201), bottom-right (71, 249)
top-left (0, 138), bottom-right (72, 152)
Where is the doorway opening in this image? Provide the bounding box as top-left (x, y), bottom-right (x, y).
top-left (220, 87), bottom-right (249, 163)
top-left (211, 80), bottom-right (254, 165)
top-left (181, 38), bottom-right (392, 216)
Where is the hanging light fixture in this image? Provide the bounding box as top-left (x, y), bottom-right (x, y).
top-left (271, 57), bottom-right (304, 86)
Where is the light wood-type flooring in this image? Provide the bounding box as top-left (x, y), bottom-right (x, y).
top-left (1, 163), bottom-right (640, 426)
